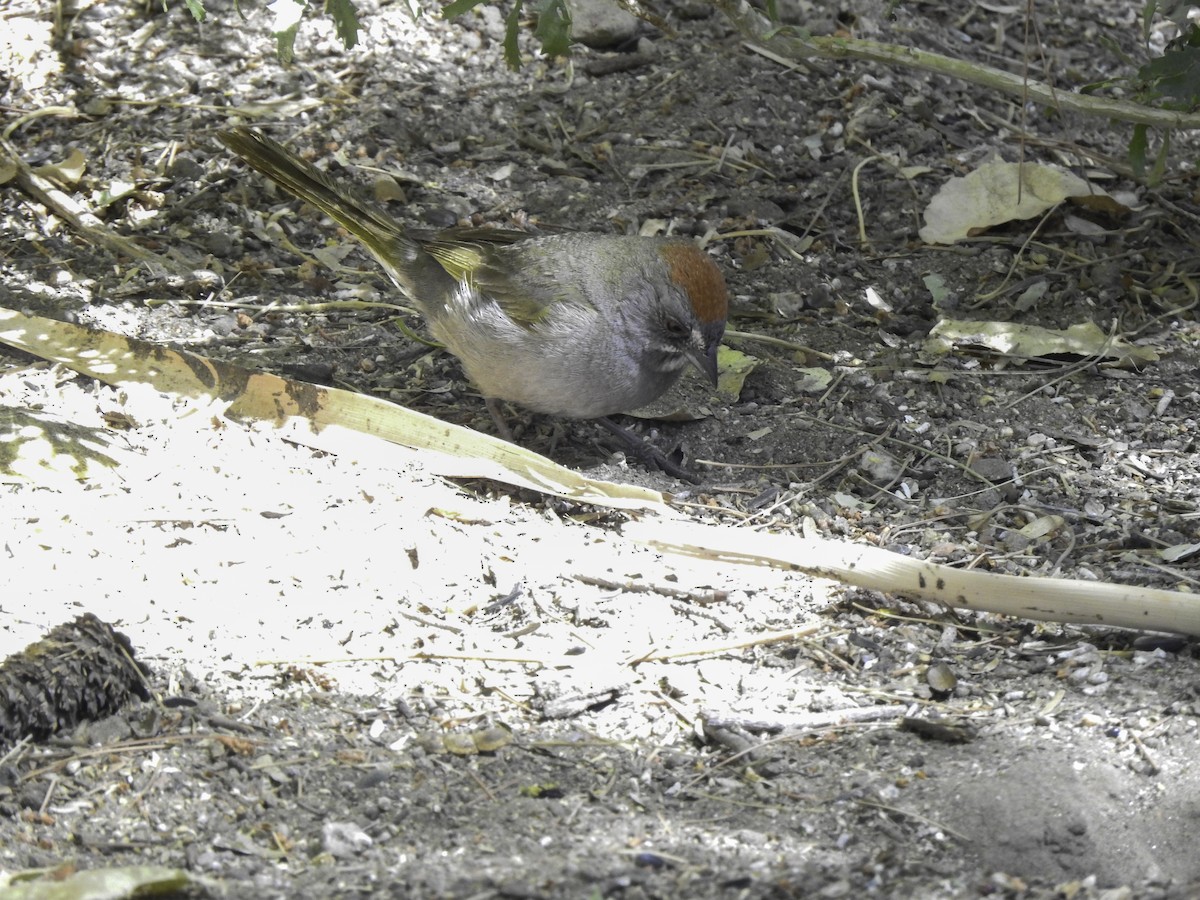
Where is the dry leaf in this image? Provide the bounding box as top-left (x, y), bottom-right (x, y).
top-left (32, 147), bottom-right (87, 187)
top-left (919, 159), bottom-right (1127, 244)
top-left (920, 318), bottom-right (1158, 368)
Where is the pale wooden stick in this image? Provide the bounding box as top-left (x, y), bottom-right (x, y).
top-left (626, 521), bottom-right (1200, 635)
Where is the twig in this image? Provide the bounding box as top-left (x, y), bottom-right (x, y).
top-left (574, 573), bottom-right (729, 605)
top-left (627, 623), bottom-right (824, 665)
top-left (854, 798), bottom-right (971, 843)
top-left (712, 0), bottom-right (1200, 129)
top-left (700, 704), bottom-right (905, 734)
top-left (0, 136), bottom-right (189, 275)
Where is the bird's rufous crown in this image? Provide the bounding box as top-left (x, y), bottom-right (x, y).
top-left (659, 243), bottom-right (728, 324)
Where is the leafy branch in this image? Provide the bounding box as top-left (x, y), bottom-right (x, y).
top-left (441, 0), bottom-right (571, 69)
top-left (714, 0), bottom-right (1200, 130)
top-left (166, 0), bottom-right (362, 63)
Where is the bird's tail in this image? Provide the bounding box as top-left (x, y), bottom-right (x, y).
top-left (218, 126), bottom-right (448, 300)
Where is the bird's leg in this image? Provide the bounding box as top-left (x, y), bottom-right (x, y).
top-left (595, 417), bottom-right (700, 483)
top-left (485, 398), bottom-right (515, 442)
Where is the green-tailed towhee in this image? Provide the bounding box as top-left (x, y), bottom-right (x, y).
top-left (217, 126), bottom-right (728, 421)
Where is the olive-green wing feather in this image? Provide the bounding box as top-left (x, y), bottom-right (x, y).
top-left (422, 233), bottom-right (579, 327)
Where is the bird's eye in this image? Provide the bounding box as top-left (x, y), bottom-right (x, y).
top-left (664, 317), bottom-right (689, 338)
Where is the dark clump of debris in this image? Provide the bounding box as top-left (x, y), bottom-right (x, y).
top-left (0, 613), bottom-right (151, 745)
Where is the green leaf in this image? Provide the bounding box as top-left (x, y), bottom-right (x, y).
top-left (275, 22), bottom-right (300, 63)
top-left (1136, 29), bottom-right (1200, 109)
top-left (503, 0), bottom-right (523, 69)
top-left (1142, 0), bottom-right (1157, 44)
top-left (1150, 128), bottom-right (1171, 185)
top-left (442, 0), bottom-right (488, 18)
top-left (325, 0), bottom-right (359, 48)
top-left (269, 0), bottom-right (305, 61)
top-left (533, 0), bottom-right (571, 58)
top-left (1076, 76), bottom-right (1120, 96)
top-left (1096, 33), bottom-right (1135, 67)
top-left (1128, 124), bottom-right (1149, 180)
top-left (183, 0), bottom-right (206, 21)
top-left (922, 273), bottom-right (949, 308)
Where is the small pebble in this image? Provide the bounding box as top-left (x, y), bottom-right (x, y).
top-left (322, 821), bottom-right (373, 858)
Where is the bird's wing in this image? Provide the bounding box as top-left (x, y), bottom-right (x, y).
top-left (423, 233), bottom-right (586, 329)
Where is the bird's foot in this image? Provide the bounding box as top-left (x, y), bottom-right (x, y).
top-left (595, 417), bottom-right (700, 483)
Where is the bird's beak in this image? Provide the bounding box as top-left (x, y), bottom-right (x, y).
top-left (686, 339), bottom-right (720, 388)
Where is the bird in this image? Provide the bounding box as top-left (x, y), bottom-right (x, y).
top-left (216, 126), bottom-right (728, 447)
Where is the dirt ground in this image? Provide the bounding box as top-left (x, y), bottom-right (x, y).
top-left (3, 0), bottom-right (1200, 897)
